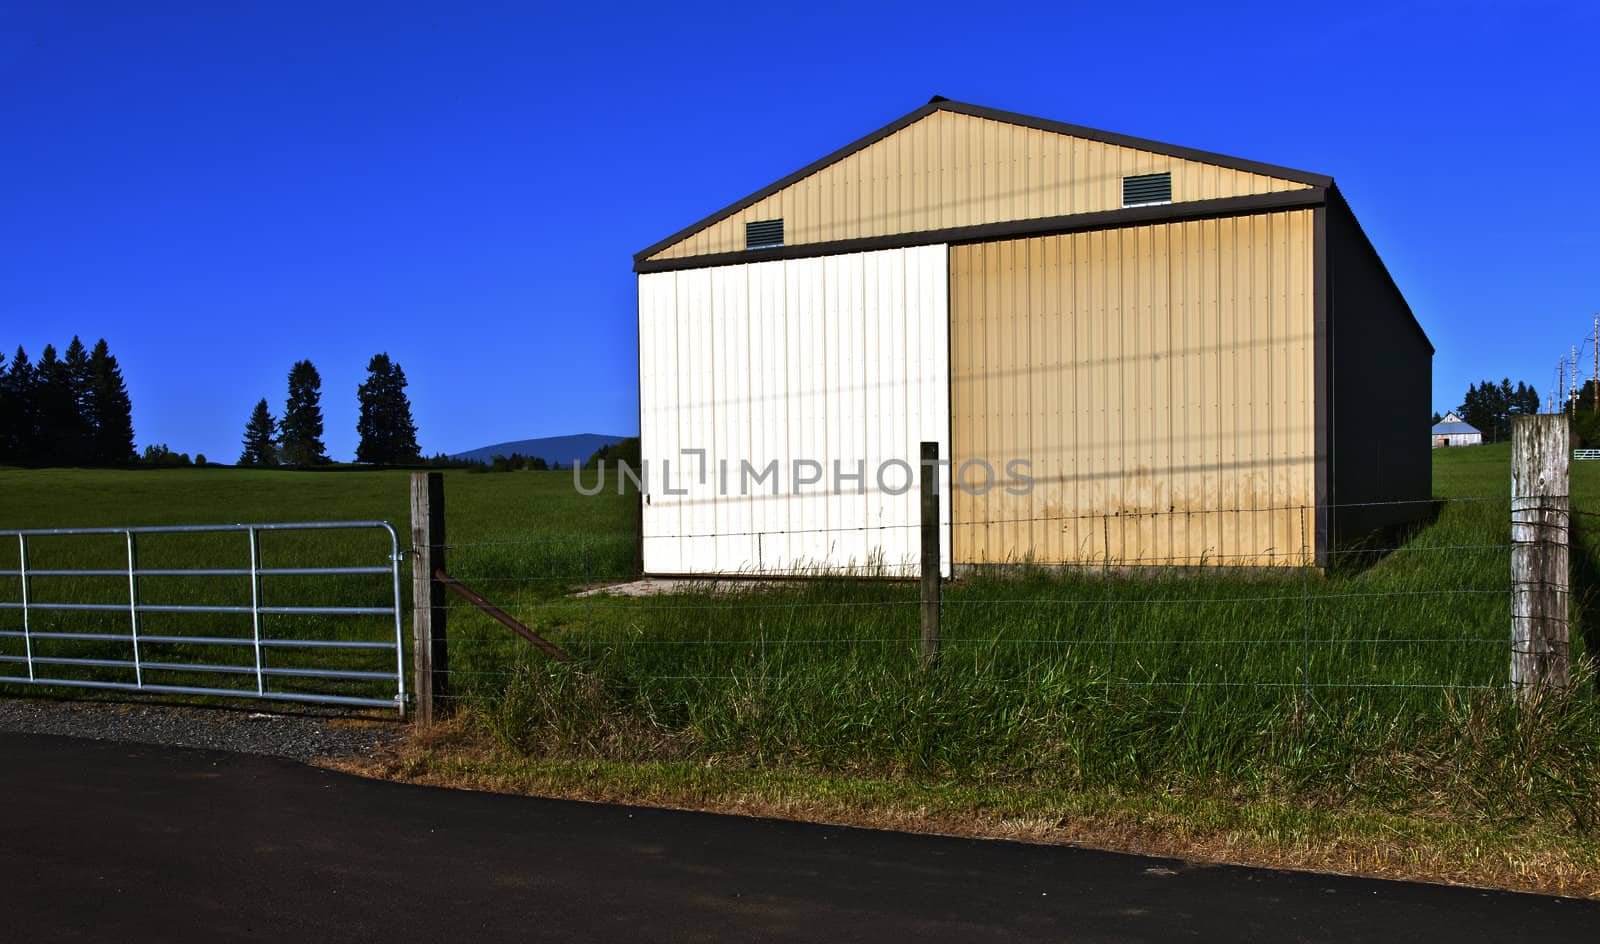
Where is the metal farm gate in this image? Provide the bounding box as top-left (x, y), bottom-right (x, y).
top-left (0, 521), bottom-right (406, 712)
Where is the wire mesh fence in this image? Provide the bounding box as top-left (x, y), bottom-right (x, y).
top-left (0, 491), bottom-right (1576, 722)
top-left (422, 495), bottom-right (1537, 715)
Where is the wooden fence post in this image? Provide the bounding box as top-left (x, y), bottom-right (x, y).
top-left (410, 472), bottom-right (450, 723)
top-left (1511, 415), bottom-right (1570, 694)
top-left (920, 441), bottom-right (941, 665)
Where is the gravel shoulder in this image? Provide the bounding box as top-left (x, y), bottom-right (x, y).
top-left (0, 696), bottom-right (404, 762)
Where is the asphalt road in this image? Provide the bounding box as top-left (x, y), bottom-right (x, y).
top-left (2, 732), bottom-right (1595, 942)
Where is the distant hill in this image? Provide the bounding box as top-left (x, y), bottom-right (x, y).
top-left (450, 433), bottom-right (625, 466)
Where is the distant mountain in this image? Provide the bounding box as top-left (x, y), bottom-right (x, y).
top-left (450, 433), bottom-right (625, 466)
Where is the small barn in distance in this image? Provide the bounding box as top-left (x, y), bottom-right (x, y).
top-left (634, 97), bottom-right (1432, 575)
top-left (1431, 412), bottom-right (1483, 448)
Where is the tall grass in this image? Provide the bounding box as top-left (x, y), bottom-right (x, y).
top-left (444, 445), bottom-right (1600, 833)
top-left (4, 448), bottom-right (1599, 834)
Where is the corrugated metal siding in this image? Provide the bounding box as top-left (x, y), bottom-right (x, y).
top-left (648, 110), bottom-right (1312, 262)
top-left (638, 245), bottom-right (952, 576)
top-left (950, 210), bottom-right (1317, 567)
top-left (1327, 195), bottom-right (1432, 542)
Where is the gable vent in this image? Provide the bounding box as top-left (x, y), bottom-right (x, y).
top-left (745, 218), bottom-right (784, 250)
top-left (1122, 173), bottom-right (1172, 208)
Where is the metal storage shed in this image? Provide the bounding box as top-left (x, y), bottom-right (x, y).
top-left (634, 98), bottom-right (1433, 575)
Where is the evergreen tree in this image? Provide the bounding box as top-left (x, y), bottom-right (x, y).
top-left (62, 337), bottom-right (97, 463)
top-left (1458, 377), bottom-right (1544, 442)
top-left (280, 360), bottom-right (328, 467)
top-left (34, 345), bottom-right (84, 464)
top-left (1, 347), bottom-right (36, 461)
top-left (0, 349), bottom-right (9, 461)
top-left (1512, 381), bottom-right (1540, 416)
top-left (63, 338), bottom-right (92, 410)
top-left (1431, 410), bottom-right (1442, 426)
top-left (354, 353), bottom-right (420, 466)
top-left (239, 398), bottom-right (279, 467)
top-left (87, 339), bottom-right (136, 464)
top-left (1459, 380), bottom-right (1500, 441)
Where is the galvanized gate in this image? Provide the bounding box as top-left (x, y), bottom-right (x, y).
top-left (0, 521), bottom-right (406, 712)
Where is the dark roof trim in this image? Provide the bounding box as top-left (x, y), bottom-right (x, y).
top-left (1326, 185), bottom-right (1434, 354)
top-left (634, 98), bottom-right (1333, 264)
top-left (937, 100), bottom-right (1333, 189)
top-left (635, 188), bottom-right (1326, 274)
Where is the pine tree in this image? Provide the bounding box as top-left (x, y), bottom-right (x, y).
top-left (1459, 378), bottom-right (1545, 441)
top-left (0, 350), bottom-right (9, 464)
top-left (85, 339), bottom-right (136, 464)
top-left (1510, 380), bottom-right (1541, 418)
top-left (34, 345), bottom-right (85, 465)
top-left (0, 349), bottom-right (8, 462)
top-left (355, 353), bottom-right (420, 466)
top-left (239, 399), bottom-right (279, 467)
top-left (1456, 382), bottom-right (1480, 433)
top-left (1459, 380), bottom-right (1499, 442)
top-left (59, 337), bottom-right (98, 463)
top-left (280, 360), bottom-right (328, 467)
top-left (1, 347), bottom-right (36, 461)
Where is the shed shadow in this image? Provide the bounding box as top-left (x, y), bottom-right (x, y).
top-left (1567, 513), bottom-right (1600, 688)
top-left (1325, 500), bottom-right (1444, 577)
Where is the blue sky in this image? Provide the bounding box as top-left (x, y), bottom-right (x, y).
top-left (2, 1), bottom-right (1596, 460)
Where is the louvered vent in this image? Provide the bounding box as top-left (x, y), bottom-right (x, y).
top-left (745, 218), bottom-right (784, 250)
top-left (1122, 173), bottom-right (1172, 208)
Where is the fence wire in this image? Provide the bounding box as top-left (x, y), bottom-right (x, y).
top-left (405, 495), bottom-right (1558, 710)
top-left (0, 495), bottom-right (1571, 715)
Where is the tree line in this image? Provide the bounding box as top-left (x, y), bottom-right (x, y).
top-left (467, 437), bottom-right (640, 474)
top-left (0, 338), bottom-right (136, 466)
top-left (473, 453), bottom-right (565, 473)
top-left (1437, 379), bottom-right (1540, 444)
top-left (239, 354), bottom-right (421, 467)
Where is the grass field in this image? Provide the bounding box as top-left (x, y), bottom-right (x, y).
top-left (0, 467), bottom-right (634, 706)
top-left (4, 448), bottom-right (1600, 895)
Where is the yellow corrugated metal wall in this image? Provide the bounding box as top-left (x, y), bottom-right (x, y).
top-left (950, 209), bottom-right (1316, 566)
top-left (648, 111), bottom-right (1312, 262)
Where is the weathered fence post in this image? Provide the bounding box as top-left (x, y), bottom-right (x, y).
top-left (410, 472), bottom-right (450, 723)
top-left (920, 441), bottom-right (941, 665)
top-left (1511, 415), bottom-right (1570, 694)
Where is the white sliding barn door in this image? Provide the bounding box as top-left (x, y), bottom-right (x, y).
top-left (637, 245), bottom-right (951, 577)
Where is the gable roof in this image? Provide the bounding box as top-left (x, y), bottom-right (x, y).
top-left (634, 97), bottom-right (1333, 265)
top-left (1432, 412), bottom-right (1481, 435)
